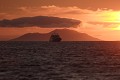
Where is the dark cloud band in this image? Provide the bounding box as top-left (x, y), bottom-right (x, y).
top-left (0, 16), bottom-right (81, 28)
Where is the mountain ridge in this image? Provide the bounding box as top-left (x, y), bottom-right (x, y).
top-left (10, 29), bottom-right (101, 41)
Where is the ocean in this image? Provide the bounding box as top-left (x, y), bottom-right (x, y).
top-left (0, 41), bottom-right (120, 80)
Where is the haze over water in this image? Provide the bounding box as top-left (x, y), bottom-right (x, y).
top-left (0, 41), bottom-right (120, 80)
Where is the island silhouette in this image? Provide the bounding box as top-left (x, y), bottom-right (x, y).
top-left (10, 29), bottom-right (101, 41)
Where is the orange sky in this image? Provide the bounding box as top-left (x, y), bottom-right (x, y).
top-left (1, 0), bottom-right (120, 41)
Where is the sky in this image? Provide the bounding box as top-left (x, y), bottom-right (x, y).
top-left (1, 0), bottom-right (120, 40)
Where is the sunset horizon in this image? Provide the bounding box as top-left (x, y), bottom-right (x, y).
top-left (1, 0), bottom-right (120, 41)
top-left (1, 1), bottom-right (120, 80)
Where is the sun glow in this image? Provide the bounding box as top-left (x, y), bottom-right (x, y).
top-left (110, 25), bottom-right (120, 30)
top-left (102, 11), bottom-right (120, 22)
top-left (100, 11), bottom-right (120, 30)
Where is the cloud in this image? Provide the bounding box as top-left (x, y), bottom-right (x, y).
top-left (1, 5), bottom-right (120, 29)
top-left (88, 21), bottom-right (120, 26)
top-left (18, 5), bottom-right (92, 17)
top-left (0, 16), bottom-right (81, 28)
top-left (0, 13), bottom-right (12, 20)
top-left (17, 6), bottom-right (120, 22)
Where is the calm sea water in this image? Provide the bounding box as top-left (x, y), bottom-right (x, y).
top-left (0, 41), bottom-right (120, 80)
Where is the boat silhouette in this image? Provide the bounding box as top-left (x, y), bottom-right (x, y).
top-left (49, 33), bottom-right (62, 42)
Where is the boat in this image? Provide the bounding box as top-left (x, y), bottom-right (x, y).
top-left (49, 33), bottom-right (62, 42)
